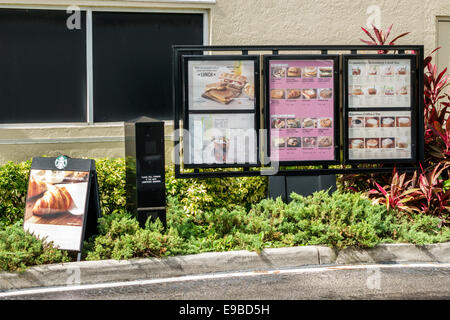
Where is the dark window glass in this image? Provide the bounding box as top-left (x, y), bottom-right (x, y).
top-left (92, 12), bottom-right (203, 122)
top-left (0, 9), bottom-right (87, 123)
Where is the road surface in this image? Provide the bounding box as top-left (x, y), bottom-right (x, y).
top-left (1, 263), bottom-right (450, 300)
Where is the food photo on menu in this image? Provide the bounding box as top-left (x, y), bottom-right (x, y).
top-left (287, 89), bottom-right (302, 99)
top-left (365, 138), bottom-right (380, 149)
top-left (319, 67), bottom-right (333, 78)
top-left (286, 118), bottom-right (302, 128)
top-left (287, 66), bottom-right (302, 77)
top-left (23, 169), bottom-right (89, 251)
top-left (396, 116), bottom-right (411, 127)
top-left (188, 59), bottom-right (255, 110)
top-left (301, 89), bottom-right (318, 100)
top-left (365, 116), bottom-right (380, 128)
top-left (271, 89), bottom-right (285, 99)
top-left (319, 88), bottom-right (333, 99)
top-left (302, 137), bottom-right (317, 148)
top-left (272, 137), bottom-right (286, 148)
top-left (302, 118), bottom-right (317, 129)
top-left (318, 117), bottom-right (333, 128)
top-left (302, 66), bottom-right (318, 78)
top-left (272, 65), bottom-right (287, 78)
top-left (381, 116), bottom-right (396, 127)
top-left (271, 117), bottom-right (286, 129)
top-left (349, 116), bottom-right (365, 128)
top-left (287, 137), bottom-right (302, 147)
top-left (318, 136), bottom-right (333, 148)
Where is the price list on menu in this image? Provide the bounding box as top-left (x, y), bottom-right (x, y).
top-left (346, 57), bottom-right (415, 161)
top-left (268, 59), bottom-right (336, 163)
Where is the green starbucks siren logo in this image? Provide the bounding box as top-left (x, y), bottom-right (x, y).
top-left (55, 155), bottom-right (68, 170)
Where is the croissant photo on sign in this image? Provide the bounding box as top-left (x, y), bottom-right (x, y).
top-left (23, 169), bottom-right (90, 251)
top-left (24, 169), bottom-right (89, 223)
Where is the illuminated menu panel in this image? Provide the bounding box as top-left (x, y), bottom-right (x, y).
top-left (268, 58), bottom-right (336, 163)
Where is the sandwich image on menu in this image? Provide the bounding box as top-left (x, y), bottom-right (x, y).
top-left (188, 60), bottom-right (256, 110)
top-left (287, 67), bottom-right (302, 77)
top-left (201, 73), bottom-right (248, 104)
top-left (319, 67), bottom-right (333, 78)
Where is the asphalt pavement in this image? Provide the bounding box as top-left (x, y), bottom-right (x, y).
top-left (2, 263), bottom-right (450, 300)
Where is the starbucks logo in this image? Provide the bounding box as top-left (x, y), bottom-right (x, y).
top-left (55, 156), bottom-right (68, 170)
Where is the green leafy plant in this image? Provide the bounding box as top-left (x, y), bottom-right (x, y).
top-left (0, 222), bottom-right (70, 272)
top-left (0, 160), bottom-right (31, 227)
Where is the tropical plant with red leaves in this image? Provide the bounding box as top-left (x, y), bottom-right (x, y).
top-left (423, 49), bottom-right (450, 163)
top-left (360, 24), bottom-right (410, 53)
top-left (357, 24), bottom-right (450, 220)
top-left (414, 163), bottom-right (450, 219)
top-left (368, 169), bottom-right (420, 214)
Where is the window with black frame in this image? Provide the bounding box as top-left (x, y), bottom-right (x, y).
top-left (0, 9), bottom-right (87, 123)
top-left (92, 11), bottom-right (204, 122)
top-left (0, 8), bottom-right (204, 124)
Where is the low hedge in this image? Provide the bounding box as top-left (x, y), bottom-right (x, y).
top-left (85, 190), bottom-right (450, 261)
top-left (1, 158), bottom-right (450, 272)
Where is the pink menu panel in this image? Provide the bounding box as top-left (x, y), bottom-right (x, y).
top-left (269, 59), bottom-right (335, 162)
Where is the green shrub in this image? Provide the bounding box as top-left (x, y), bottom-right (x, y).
top-left (83, 189), bottom-right (450, 262)
top-left (83, 211), bottom-right (186, 261)
top-left (0, 160), bottom-right (31, 227)
top-left (165, 166), bottom-right (268, 216)
top-left (95, 158), bottom-right (127, 215)
top-left (2, 158), bottom-right (450, 272)
top-left (0, 222), bottom-right (70, 272)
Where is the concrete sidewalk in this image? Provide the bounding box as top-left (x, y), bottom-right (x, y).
top-left (1, 242), bottom-right (449, 291)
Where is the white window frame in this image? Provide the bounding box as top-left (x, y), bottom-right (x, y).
top-left (436, 16), bottom-right (450, 74)
top-left (0, 4), bottom-right (210, 127)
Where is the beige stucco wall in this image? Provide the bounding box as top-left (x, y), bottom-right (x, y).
top-left (0, 0), bottom-right (449, 165)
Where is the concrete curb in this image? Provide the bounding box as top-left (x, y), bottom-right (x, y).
top-left (1, 242), bottom-right (449, 291)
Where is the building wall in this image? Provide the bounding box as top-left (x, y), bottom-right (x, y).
top-left (0, 0), bottom-right (449, 165)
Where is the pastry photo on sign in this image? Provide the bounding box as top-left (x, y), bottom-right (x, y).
top-left (23, 169), bottom-right (90, 251)
top-left (24, 169), bottom-right (89, 226)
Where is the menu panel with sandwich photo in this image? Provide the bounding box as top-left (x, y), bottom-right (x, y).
top-left (347, 58), bottom-right (412, 109)
top-left (188, 113), bottom-right (257, 165)
top-left (348, 111), bottom-right (412, 160)
top-left (187, 59), bottom-right (256, 111)
top-left (23, 169), bottom-right (89, 251)
top-left (267, 57), bottom-right (337, 163)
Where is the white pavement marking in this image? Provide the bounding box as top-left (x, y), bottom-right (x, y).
top-left (1, 262), bottom-right (450, 298)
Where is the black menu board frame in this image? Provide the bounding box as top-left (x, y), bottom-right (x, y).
top-left (173, 45), bottom-right (424, 179)
top-left (343, 54), bottom-right (418, 164)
